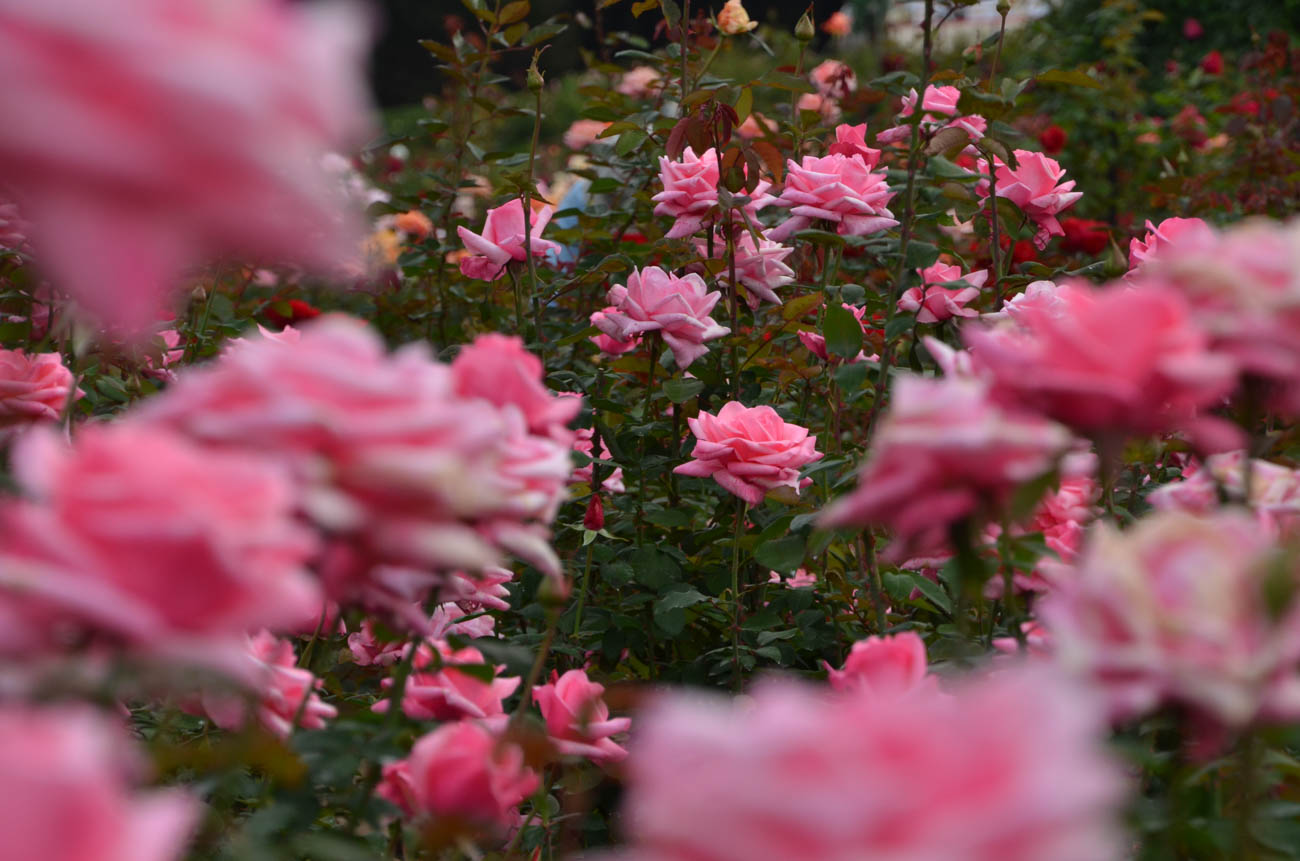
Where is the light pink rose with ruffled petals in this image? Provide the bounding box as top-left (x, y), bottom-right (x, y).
top-left (594, 266), bottom-right (730, 370)
top-left (976, 151), bottom-right (1082, 248)
top-left (0, 348), bottom-right (79, 439)
top-left (0, 705), bottom-right (198, 861)
top-left (898, 261), bottom-right (988, 323)
top-left (826, 123), bottom-right (882, 168)
top-left (571, 428), bottom-right (625, 493)
top-left (1041, 509), bottom-right (1300, 728)
top-left (201, 630), bottom-right (335, 739)
top-left (673, 401), bottom-right (822, 506)
top-left (348, 618), bottom-right (406, 667)
top-left (600, 667), bottom-right (1125, 861)
top-left (589, 306), bottom-right (641, 355)
top-left (901, 84), bottom-right (961, 118)
top-left (376, 721), bottom-right (539, 832)
top-left (618, 66), bottom-right (663, 98)
top-left (824, 632), bottom-right (932, 695)
top-left (0, 0), bottom-right (374, 333)
top-left (768, 568), bottom-right (816, 588)
top-left (457, 199), bottom-right (561, 282)
top-left (810, 59), bottom-right (857, 100)
top-left (0, 424), bottom-right (320, 662)
top-left (796, 92), bottom-right (842, 123)
top-left (820, 374), bottom-right (1071, 561)
top-left (1149, 450), bottom-right (1300, 536)
top-left (1128, 216), bottom-right (1214, 271)
top-left (373, 640), bottom-right (520, 723)
top-left (651, 147), bottom-right (773, 240)
top-left (452, 333), bottom-right (580, 440)
top-left (533, 669), bottom-right (631, 763)
top-left (768, 153), bottom-right (897, 241)
top-left (693, 229), bottom-right (794, 309)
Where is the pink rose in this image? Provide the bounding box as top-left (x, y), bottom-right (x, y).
top-left (651, 147), bottom-right (773, 240)
top-left (810, 59), bottom-right (857, 100)
top-left (693, 229), bottom-right (794, 309)
top-left (457, 199), bottom-right (561, 282)
top-left (977, 151), bottom-right (1082, 248)
top-left (824, 632), bottom-right (931, 695)
top-left (964, 281), bottom-right (1237, 436)
top-left (1040, 510), bottom-right (1300, 728)
top-left (200, 630), bottom-right (336, 739)
top-left (820, 374), bottom-right (1071, 561)
top-left (0, 348), bottom-right (79, 439)
top-left (377, 721), bottom-right (539, 831)
top-left (769, 153), bottom-right (897, 242)
top-left (563, 118), bottom-right (611, 150)
top-left (0, 705), bottom-right (198, 861)
top-left (768, 568), bottom-right (816, 588)
top-left (0, 0), bottom-right (374, 333)
top-left (533, 669), bottom-right (631, 763)
top-left (452, 333), bottom-right (580, 440)
top-left (444, 566), bottom-right (515, 614)
top-left (594, 266), bottom-right (730, 370)
top-left (0, 424), bottom-right (320, 662)
top-left (348, 618), bottom-right (406, 667)
top-left (1127, 216), bottom-right (1213, 271)
top-left (794, 92), bottom-right (842, 123)
top-left (799, 302), bottom-right (874, 363)
top-left (901, 84), bottom-right (961, 118)
top-left (617, 66), bottom-right (663, 98)
top-left (1150, 451), bottom-right (1300, 536)
top-left (589, 306), bottom-right (642, 356)
top-left (826, 123), bottom-right (882, 168)
top-left (373, 640), bottom-right (520, 723)
top-left (604, 667), bottom-right (1125, 861)
top-left (898, 261), bottom-right (988, 323)
top-left (571, 428), bottom-right (625, 494)
top-left (673, 401), bottom-right (822, 506)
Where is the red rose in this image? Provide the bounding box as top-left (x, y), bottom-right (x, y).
top-left (1038, 124), bottom-right (1067, 155)
top-left (1059, 217), bottom-right (1110, 255)
top-left (1200, 50), bottom-right (1223, 75)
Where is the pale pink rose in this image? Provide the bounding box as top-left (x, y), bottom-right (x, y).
top-left (457, 199), bottom-right (561, 282)
top-left (884, 85), bottom-right (986, 145)
top-left (444, 566), bottom-right (515, 614)
top-left (594, 266), bottom-right (730, 370)
top-left (138, 329), bottom-right (185, 384)
top-left (589, 306), bottom-right (642, 356)
top-left (693, 229), bottom-right (794, 309)
top-left (533, 669), bottom-right (631, 763)
top-left (1040, 509), bottom-right (1300, 727)
top-left (768, 568), bottom-right (816, 588)
top-left (673, 401), bottom-right (822, 506)
top-left (768, 153), bottom-right (897, 242)
top-left (563, 118), bottom-right (611, 151)
top-left (200, 630), bottom-right (335, 739)
top-left (810, 60), bottom-right (857, 100)
top-left (618, 66), bottom-right (663, 98)
top-left (348, 618), bottom-right (405, 667)
top-left (824, 632), bottom-right (931, 695)
top-left (997, 279), bottom-right (1073, 325)
top-left (429, 601), bottom-right (498, 640)
top-left (0, 348), bottom-right (78, 439)
top-left (373, 640), bottom-right (520, 723)
top-left (1150, 451), bottom-right (1300, 536)
top-left (900, 84), bottom-right (961, 118)
top-left (897, 261), bottom-right (988, 323)
top-left (651, 147), bottom-right (773, 240)
top-left (976, 151), bottom-right (1082, 248)
top-left (0, 705), bottom-right (198, 861)
top-left (1127, 216), bottom-right (1214, 271)
top-left (602, 667), bottom-right (1125, 861)
top-left (735, 112), bottom-right (778, 139)
top-left (452, 333), bottom-right (580, 440)
top-left (0, 0), bottom-right (374, 334)
top-left (799, 303), bottom-right (874, 363)
top-left (826, 123), bottom-right (882, 168)
top-left (820, 374), bottom-right (1072, 561)
top-left (0, 424), bottom-right (319, 661)
top-left (920, 334), bottom-right (978, 378)
top-left (716, 0), bottom-right (758, 34)
top-left (571, 428), bottom-right (625, 493)
top-left (993, 621), bottom-right (1054, 658)
top-left (795, 92), bottom-right (842, 123)
top-left (376, 721), bottom-right (539, 831)
top-left (964, 281), bottom-right (1237, 436)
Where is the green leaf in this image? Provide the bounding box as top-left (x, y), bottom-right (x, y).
top-left (628, 547), bottom-right (680, 590)
top-left (1037, 68), bottom-right (1103, 90)
top-left (753, 535), bottom-right (806, 573)
top-left (655, 588), bottom-right (708, 612)
top-left (497, 0), bottom-right (530, 25)
top-left (903, 241), bottom-right (940, 269)
top-left (823, 303), bottom-right (864, 358)
top-left (756, 628), bottom-right (797, 645)
top-left (614, 128), bottom-right (649, 157)
top-left (631, 0), bottom-right (659, 16)
top-left (884, 314), bottom-right (915, 341)
top-left (833, 361), bottom-right (870, 394)
top-left (900, 571), bottom-right (952, 614)
top-left (734, 86), bottom-right (753, 123)
top-left (781, 292), bottom-right (822, 321)
top-left (520, 21), bottom-right (567, 46)
top-left (662, 376), bottom-right (704, 403)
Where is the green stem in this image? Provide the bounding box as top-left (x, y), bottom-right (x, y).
top-left (510, 612), bottom-right (559, 733)
top-left (572, 544), bottom-right (595, 637)
top-left (730, 499), bottom-right (749, 691)
top-left (524, 82), bottom-right (544, 354)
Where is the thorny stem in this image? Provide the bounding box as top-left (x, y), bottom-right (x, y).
top-left (679, 0), bottom-right (691, 104)
top-left (572, 544), bottom-right (596, 637)
top-left (509, 610), bottom-right (559, 734)
top-left (524, 81), bottom-right (545, 354)
top-left (726, 210), bottom-right (741, 399)
top-left (986, 148), bottom-right (1005, 309)
top-left (858, 534), bottom-right (887, 634)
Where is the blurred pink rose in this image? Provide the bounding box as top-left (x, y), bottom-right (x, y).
top-left (563, 119), bottom-right (612, 151)
top-left (533, 669), bottom-right (631, 763)
top-left (1149, 450), bottom-right (1300, 536)
top-left (794, 92), bottom-right (842, 123)
top-left (377, 721), bottom-right (539, 831)
top-left (445, 566), bottom-right (515, 614)
top-left (452, 333), bottom-right (580, 440)
top-left (0, 424), bottom-right (319, 662)
top-left (457, 199), bottom-right (561, 282)
top-left (820, 374), bottom-right (1071, 561)
top-left (826, 123), bottom-right (882, 168)
top-left (898, 261), bottom-right (988, 323)
top-left (768, 568), bottom-right (816, 588)
top-left (693, 229), bottom-right (794, 309)
top-left (602, 667), bottom-right (1125, 861)
top-left (997, 279), bottom-right (1073, 325)
top-left (964, 281), bottom-right (1237, 437)
top-left (824, 632), bottom-right (931, 695)
top-left (1041, 510), bottom-right (1300, 728)
top-left (810, 60), bottom-right (857, 100)
top-left (652, 147), bottom-right (772, 240)
top-left (736, 112), bottom-right (778, 139)
top-left (0, 705), bottom-right (198, 861)
top-left (571, 428), bottom-right (625, 493)
top-left (0, 0), bottom-right (374, 334)
top-left (0, 348), bottom-right (79, 439)
top-left (1127, 216), bottom-right (1214, 271)
top-left (617, 66), bottom-right (663, 98)
top-left (901, 84), bottom-right (961, 118)
top-left (977, 151), bottom-right (1082, 248)
top-left (201, 630), bottom-right (335, 739)
top-left (589, 306), bottom-right (643, 356)
top-left (348, 618), bottom-right (405, 667)
top-left (594, 266), bottom-right (730, 370)
top-left (674, 401), bottom-right (822, 506)
top-left (799, 302), bottom-right (873, 363)
top-left (769, 153), bottom-right (897, 241)
top-left (716, 0), bottom-right (758, 34)
top-left (373, 640), bottom-right (519, 723)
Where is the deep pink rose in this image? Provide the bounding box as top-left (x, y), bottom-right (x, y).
top-left (0, 0), bottom-right (374, 333)
top-left (532, 669), bottom-right (632, 763)
top-left (901, 84), bottom-right (961, 118)
top-left (0, 705), bottom-right (198, 861)
top-left (826, 123), bottom-right (882, 168)
top-left (200, 630), bottom-right (336, 739)
top-left (1127, 216), bottom-right (1213, 271)
top-left (768, 153), bottom-right (897, 241)
top-left (651, 147), bottom-right (773, 240)
top-left (898, 261), bottom-right (988, 323)
top-left (376, 721), bottom-right (539, 831)
top-left (589, 306), bottom-right (642, 356)
top-left (977, 150), bottom-right (1082, 248)
top-left (373, 640), bottom-right (520, 723)
top-left (674, 401), bottom-right (822, 506)
top-left (693, 229), bottom-right (794, 309)
top-left (452, 333), bottom-right (580, 440)
top-left (810, 59), bottom-right (857, 100)
top-left (594, 266), bottom-right (730, 370)
top-left (824, 632), bottom-right (931, 695)
top-left (0, 348), bottom-right (79, 439)
top-left (457, 199), bottom-right (561, 281)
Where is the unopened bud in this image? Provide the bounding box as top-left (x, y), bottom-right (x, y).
top-left (527, 55), bottom-right (544, 92)
top-left (795, 11), bottom-right (815, 42)
top-left (996, 0), bottom-right (1011, 14)
top-left (584, 494), bottom-right (605, 531)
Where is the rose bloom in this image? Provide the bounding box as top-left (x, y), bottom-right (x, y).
top-left (1149, 450), bottom-right (1300, 536)
top-left (824, 632), bottom-right (932, 696)
top-left (826, 123), bottom-right (882, 168)
top-left (736, 112), bottom-right (778, 139)
top-left (810, 60), bottom-right (857, 100)
top-left (589, 306), bottom-right (642, 356)
top-left (1039, 124), bottom-right (1068, 154)
top-left (0, 348), bottom-right (79, 440)
top-left (373, 640), bottom-right (520, 724)
top-left (652, 147), bottom-right (773, 240)
top-left (822, 9), bottom-right (852, 36)
top-left (897, 261), bottom-right (988, 324)
top-left (674, 402), bottom-right (822, 506)
top-left (377, 721), bottom-right (539, 832)
top-left (1059, 217), bottom-right (1109, 255)
top-left (901, 84), bottom-right (961, 118)
top-left (693, 229), bottom-right (794, 309)
top-left (768, 153), bottom-right (897, 242)
top-left (976, 151), bottom-right (1082, 248)
top-left (820, 374), bottom-right (1072, 561)
top-left (716, 0), bottom-right (757, 34)
top-left (799, 303), bottom-right (874, 363)
top-left (394, 209), bottom-right (433, 240)
top-left (563, 118), bottom-right (611, 151)
top-left (0, 424), bottom-right (320, 662)
top-left (0, 705), bottom-right (198, 861)
top-left (0, 0), bottom-right (373, 334)
top-left (593, 266), bottom-right (730, 370)
top-left (533, 669), bottom-right (631, 763)
top-left (1127, 217), bottom-right (1213, 271)
top-left (618, 66), bottom-right (663, 98)
top-left (794, 92), bottom-right (842, 123)
top-left (199, 630), bottom-right (336, 739)
top-left (571, 427), bottom-right (625, 494)
top-left (452, 333), bottom-right (580, 441)
top-left (768, 568), bottom-right (816, 588)
top-left (457, 198), bottom-right (561, 281)
top-left (964, 281), bottom-right (1237, 438)
top-left (1040, 509), bottom-right (1300, 728)
top-left (597, 666), bottom-right (1126, 861)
